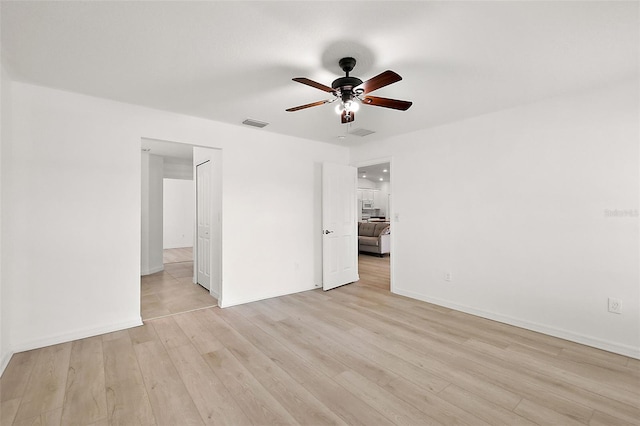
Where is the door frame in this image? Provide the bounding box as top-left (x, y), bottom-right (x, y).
top-left (352, 157), bottom-right (395, 294)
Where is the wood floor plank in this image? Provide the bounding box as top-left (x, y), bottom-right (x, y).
top-left (288, 292), bottom-right (523, 410)
top-left (202, 348), bottom-right (298, 425)
top-left (127, 323), bottom-right (159, 346)
top-left (450, 343), bottom-right (596, 424)
top-left (12, 407), bottom-right (62, 426)
top-left (142, 250), bottom-right (214, 321)
top-left (221, 307), bottom-right (396, 426)
top-left (166, 343), bottom-right (251, 425)
top-left (103, 333), bottom-right (156, 426)
top-left (101, 330), bottom-right (131, 342)
top-left (463, 339), bottom-right (640, 423)
top-left (163, 247), bottom-right (193, 264)
top-left (172, 309), bottom-right (224, 355)
top-left (13, 343), bottom-right (71, 422)
top-left (514, 398), bottom-right (586, 426)
top-left (438, 384), bottom-right (536, 426)
top-left (277, 309), bottom-right (450, 394)
top-left (1, 398), bottom-right (20, 425)
top-left (589, 409), bottom-right (640, 426)
top-left (241, 309), bottom-right (348, 379)
top-left (309, 294), bottom-right (602, 422)
top-left (134, 340), bottom-right (204, 425)
top-left (149, 315), bottom-right (192, 349)
top-left (207, 308), bottom-right (348, 425)
top-left (60, 336), bottom-right (107, 425)
top-left (270, 300), bottom-right (519, 423)
top-left (627, 357), bottom-right (640, 371)
top-left (0, 350), bottom-right (39, 402)
top-left (334, 370), bottom-right (440, 426)
top-left (276, 298), bottom-right (490, 426)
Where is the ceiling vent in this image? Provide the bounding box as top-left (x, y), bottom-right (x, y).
top-left (349, 128), bottom-right (375, 137)
top-left (242, 118), bottom-right (269, 128)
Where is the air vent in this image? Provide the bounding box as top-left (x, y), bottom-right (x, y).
top-left (242, 118), bottom-right (269, 128)
top-left (350, 128), bottom-right (375, 137)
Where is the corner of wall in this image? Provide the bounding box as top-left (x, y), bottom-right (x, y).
top-left (0, 61), bottom-right (12, 377)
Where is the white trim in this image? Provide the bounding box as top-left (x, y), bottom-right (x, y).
top-left (9, 317), bottom-right (143, 355)
top-left (141, 264), bottom-right (164, 276)
top-left (210, 288), bottom-right (220, 300)
top-left (393, 288), bottom-right (640, 360)
top-left (219, 285), bottom-right (317, 308)
top-left (0, 350), bottom-right (13, 377)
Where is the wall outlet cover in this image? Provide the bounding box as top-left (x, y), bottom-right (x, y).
top-left (608, 297), bottom-right (622, 314)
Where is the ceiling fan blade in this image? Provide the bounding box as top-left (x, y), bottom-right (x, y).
top-left (286, 100), bottom-right (329, 112)
top-left (341, 110), bottom-right (355, 124)
top-left (356, 70), bottom-right (402, 94)
top-left (362, 96), bottom-right (412, 111)
top-left (292, 77), bottom-right (335, 93)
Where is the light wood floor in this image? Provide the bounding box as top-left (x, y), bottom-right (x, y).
top-left (163, 246), bottom-right (193, 264)
top-left (141, 248), bottom-right (217, 320)
top-left (358, 253), bottom-right (390, 291)
top-left (2, 260), bottom-right (639, 425)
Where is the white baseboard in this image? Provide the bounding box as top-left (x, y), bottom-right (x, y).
top-left (0, 349), bottom-right (13, 377)
top-left (393, 288), bottom-right (640, 360)
top-left (219, 285), bottom-right (317, 308)
top-left (141, 264), bottom-right (164, 276)
top-left (10, 317), bottom-right (143, 355)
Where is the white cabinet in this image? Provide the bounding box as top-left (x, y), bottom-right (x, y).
top-left (373, 191), bottom-right (388, 216)
top-left (358, 186), bottom-right (390, 219)
top-left (360, 189), bottom-right (374, 202)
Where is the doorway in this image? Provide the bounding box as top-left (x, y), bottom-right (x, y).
top-left (355, 160), bottom-right (392, 292)
top-left (141, 248), bottom-right (214, 320)
top-left (140, 138), bottom-right (222, 320)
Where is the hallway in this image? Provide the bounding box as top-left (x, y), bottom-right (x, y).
top-left (141, 248), bottom-right (216, 320)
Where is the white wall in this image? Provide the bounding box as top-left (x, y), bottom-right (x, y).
top-left (141, 153), bottom-right (164, 275)
top-left (0, 64), bottom-right (11, 373)
top-left (3, 82), bottom-right (348, 355)
top-left (163, 178), bottom-right (195, 249)
top-left (163, 157), bottom-right (192, 180)
top-left (358, 178), bottom-right (376, 189)
top-left (351, 80), bottom-right (639, 358)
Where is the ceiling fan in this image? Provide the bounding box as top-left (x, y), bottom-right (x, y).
top-left (286, 57), bottom-right (412, 124)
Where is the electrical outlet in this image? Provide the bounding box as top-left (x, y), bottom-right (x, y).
top-left (608, 297), bottom-right (622, 314)
top-left (445, 272), bottom-right (453, 282)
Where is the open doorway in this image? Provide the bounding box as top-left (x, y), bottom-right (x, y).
top-left (140, 138), bottom-right (221, 320)
top-left (356, 161), bottom-right (392, 292)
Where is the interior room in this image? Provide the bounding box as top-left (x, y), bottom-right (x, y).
top-left (140, 138), bottom-right (218, 320)
top-left (1, 2), bottom-right (638, 425)
top-left (357, 162), bottom-right (392, 291)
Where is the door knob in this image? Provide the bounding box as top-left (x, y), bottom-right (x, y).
top-left (324, 230), bottom-right (334, 234)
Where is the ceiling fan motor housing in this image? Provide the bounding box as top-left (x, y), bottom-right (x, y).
top-left (339, 57), bottom-right (357, 73)
top-left (332, 76), bottom-right (363, 102)
top-left (333, 57), bottom-right (363, 101)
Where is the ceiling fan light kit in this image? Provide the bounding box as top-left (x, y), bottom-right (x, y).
top-left (286, 57), bottom-right (412, 124)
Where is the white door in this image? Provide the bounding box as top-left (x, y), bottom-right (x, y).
top-left (196, 160), bottom-right (211, 290)
top-left (322, 162), bottom-right (358, 290)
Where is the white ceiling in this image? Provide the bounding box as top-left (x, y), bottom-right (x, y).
top-left (358, 163), bottom-right (390, 184)
top-left (141, 138), bottom-right (194, 160)
top-left (2, 1), bottom-right (637, 147)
